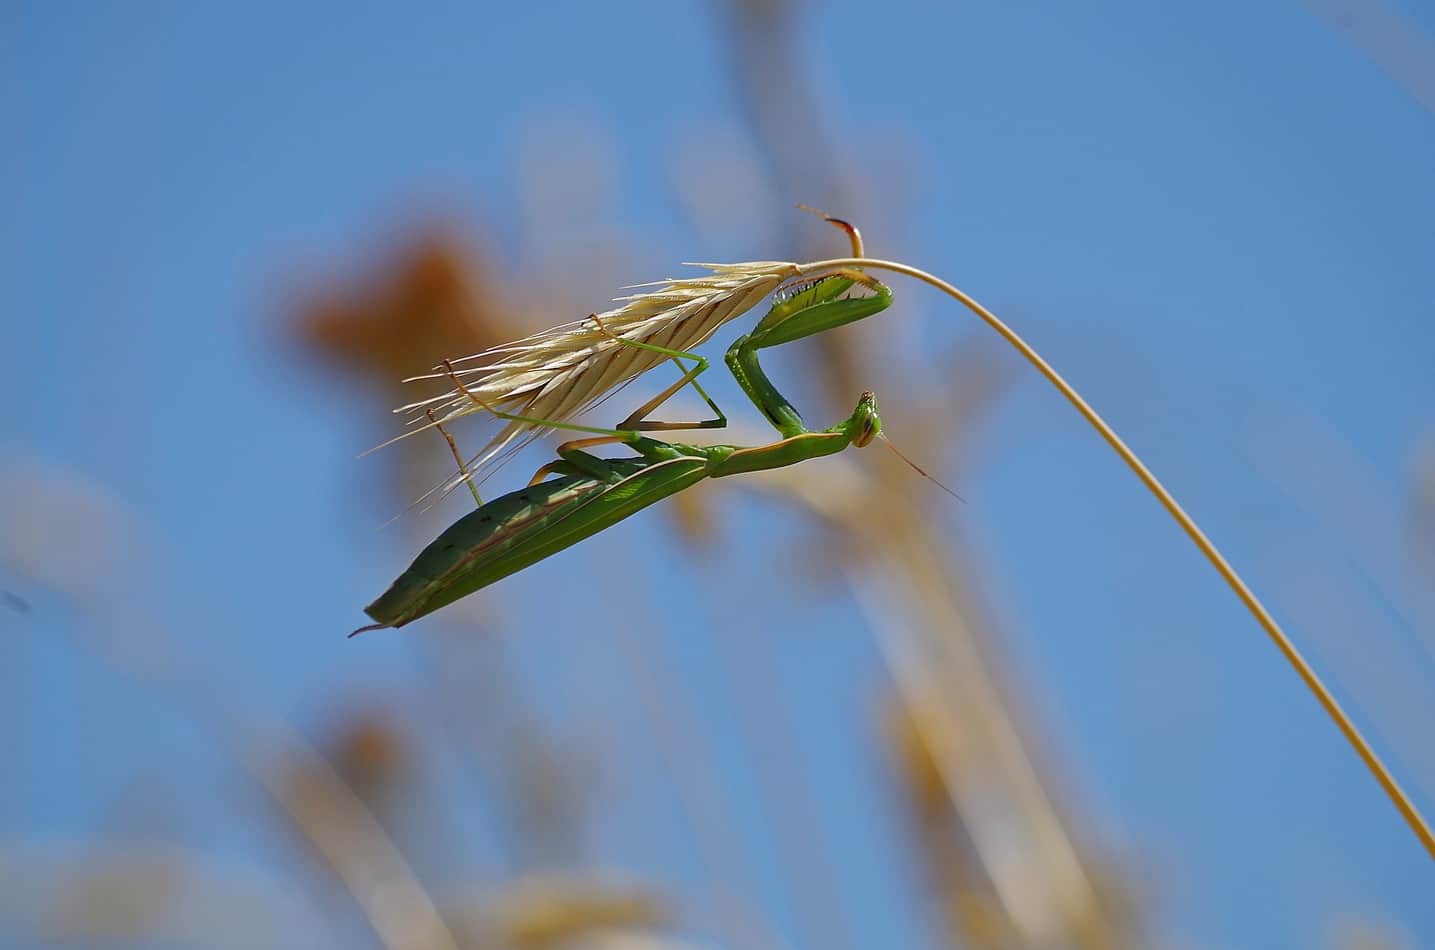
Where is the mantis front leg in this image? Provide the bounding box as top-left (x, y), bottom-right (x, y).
top-left (719, 211), bottom-right (894, 438)
top-left (724, 267), bottom-right (893, 439)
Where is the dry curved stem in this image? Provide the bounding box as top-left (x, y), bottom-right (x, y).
top-left (795, 256), bottom-right (1435, 862)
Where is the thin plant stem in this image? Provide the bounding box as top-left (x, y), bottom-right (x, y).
top-left (797, 256), bottom-right (1435, 861)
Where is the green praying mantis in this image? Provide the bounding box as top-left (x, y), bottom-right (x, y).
top-left (352, 213), bottom-right (1435, 861)
top-left (355, 214), bottom-right (909, 635)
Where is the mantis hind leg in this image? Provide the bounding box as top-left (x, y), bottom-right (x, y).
top-left (525, 434), bottom-right (682, 486)
top-left (440, 360), bottom-right (645, 440)
top-left (426, 409), bottom-right (483, 507)
top-left (437, 363), bottom-right (691, 488)
top-left (439, 310), bottom-right (728, 442)
top-left (526, 436), bottom-right (628, 485)
top-left (587, 313), bottom-right (727, 432)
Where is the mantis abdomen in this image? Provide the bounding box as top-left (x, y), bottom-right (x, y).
top-left (361, 453), bottom-right (711, 631)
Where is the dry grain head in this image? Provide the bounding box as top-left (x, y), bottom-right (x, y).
top-left (390, 260), bottom-right (800, 494)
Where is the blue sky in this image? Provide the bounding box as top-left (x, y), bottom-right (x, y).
top-left (5, 2), bottom-right (1435, 947)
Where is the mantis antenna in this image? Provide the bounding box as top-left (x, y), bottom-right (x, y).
top-left (877, 432), bottom-right (965, 503)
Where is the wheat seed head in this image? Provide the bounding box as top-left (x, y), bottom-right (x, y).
top-left (388, 260), bottom-right (801, 491)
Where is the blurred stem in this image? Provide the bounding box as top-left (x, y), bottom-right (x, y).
top-left (249, 729), bottom-right (460, 950)
top-left (595, 544), bottom-right (787, 950)
top-left (55, 604), bottom-right (460, 948)
top-left (751, 461), bottom-right (1127, 945)
top-left (705, 570), bottom-right (856, 950)
top-left (798, 256), bottom-right (1435, 862)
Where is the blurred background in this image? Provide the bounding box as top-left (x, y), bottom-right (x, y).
top-left (5, 2), bottom-right (1435, 947)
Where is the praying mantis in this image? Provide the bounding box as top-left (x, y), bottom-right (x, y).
top-left (353, 212), bottom-right (1435, 861)
top-left (356, 215), bottom-right (899, 634)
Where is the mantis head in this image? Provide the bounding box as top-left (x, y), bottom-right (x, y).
top-left (848, 390), bottom-right (965, 502)
top-left (850, 391), bottom-right (882, 448)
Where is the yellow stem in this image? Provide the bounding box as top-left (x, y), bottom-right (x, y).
top-left (800, 256), bottom-right (1435, 861)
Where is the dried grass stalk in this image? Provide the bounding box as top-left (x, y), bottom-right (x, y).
top-left (796, 254), bottom-right (1435, 862)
